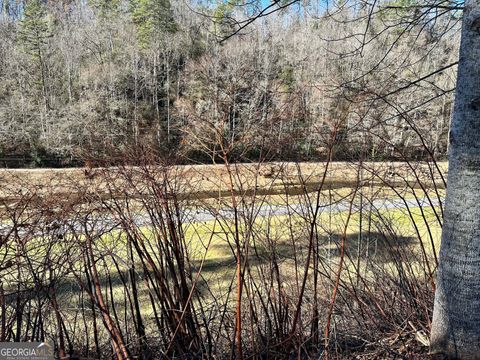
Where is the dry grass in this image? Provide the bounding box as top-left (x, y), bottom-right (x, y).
top-left (0, 161), bottom-right (447, 204)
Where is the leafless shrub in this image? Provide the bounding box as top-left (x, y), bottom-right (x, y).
top-left (0, 143), bottom-right (442, 359)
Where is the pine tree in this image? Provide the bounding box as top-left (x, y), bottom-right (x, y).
top-left (212, 0), bottom-right (239, 39)
top-left (18, 0), bottom-right (52, 111)
top-left (130, 0), bottom-right (177, 47)
top-left (89, 0), bottom-right (122, 19)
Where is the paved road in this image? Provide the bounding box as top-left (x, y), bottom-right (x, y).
top-left (0, 196), bottom-right (443, 236)
top-left (180, 196), bottom-right (442, 223)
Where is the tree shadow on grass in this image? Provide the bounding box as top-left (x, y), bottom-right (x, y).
top-left (27, 231), bottom-right (417, 303)
top-left (325, 231), bottom-right (418, 263)
top-left (190, 231), bottom-right (418, 293)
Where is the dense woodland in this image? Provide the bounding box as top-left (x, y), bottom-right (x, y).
top-left (0, 0), bottom-right (460, 166)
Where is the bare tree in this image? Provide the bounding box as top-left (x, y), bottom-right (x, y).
top-left (430, 0), bottom-right (480, 357)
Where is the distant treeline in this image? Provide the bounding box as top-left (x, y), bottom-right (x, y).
top-left (0, 0), bottom-right (458, 167)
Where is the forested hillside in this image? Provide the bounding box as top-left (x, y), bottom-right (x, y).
top-left (0, 0), bottom-right (459, 166)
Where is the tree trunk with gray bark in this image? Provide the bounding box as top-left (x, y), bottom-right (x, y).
top-left (430, 0), bottom-right (480, 358)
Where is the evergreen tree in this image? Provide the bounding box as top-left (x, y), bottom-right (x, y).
top-left (18, 0), bottom-right (51, 60)
top-left (89, 0), bottom-right (122, 19)
top-left (130, 0), bottom-right (177, 47)
top-left (18, 0), bottom-right (52, 109)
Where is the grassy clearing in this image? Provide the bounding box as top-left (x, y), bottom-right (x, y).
top-left (3, 185), bottom-right (442, 276)
top-left (0, 161), bottom-right (445, 357)
top-left (0, 161), bottom-right (447, 203)
top-left (40, 200), bottom-right (437, 345)
top-left (79, 200), bottom-right (441, 295)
